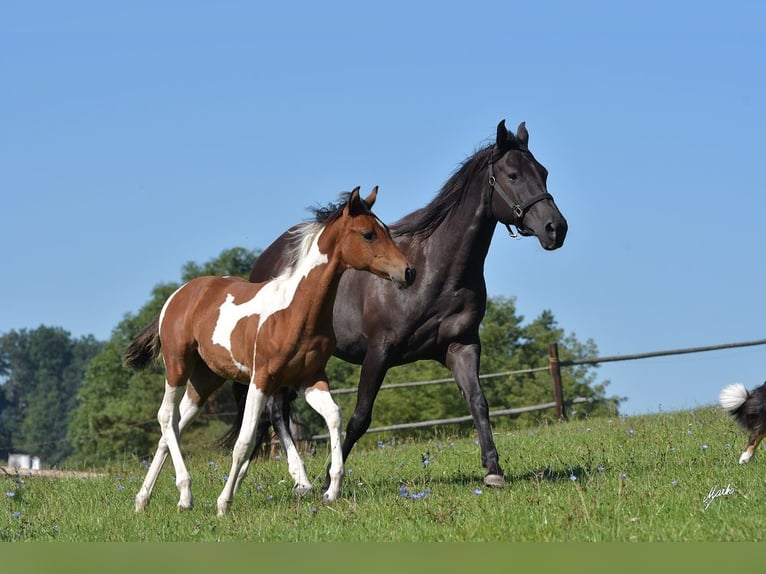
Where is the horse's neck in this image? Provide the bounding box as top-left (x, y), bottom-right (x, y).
top-left (290, 254), bottom-right (344, 334)
top-left (427, 181), bottom-right (496, 280)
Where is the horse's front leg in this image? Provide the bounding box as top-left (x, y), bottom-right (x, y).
top-left (445, 341), bottom-right (506, 487)
top-left (305, 379), bottom-right (343, 502)
top-left (217, 382), bottom-right (266, 517)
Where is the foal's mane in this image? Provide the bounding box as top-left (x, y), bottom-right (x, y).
top-left (283, 192), bottom-right (359, 272)
top-left (392, 133), bottom-right (527, 239)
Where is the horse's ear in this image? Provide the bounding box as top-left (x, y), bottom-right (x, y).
top-left (516, 121), bottom-right (529, 146)
top-left (346, 186), bottom-right (365, 216)
top-left (496, 119), bottom-right (508, 147)
top-left (364, 185), bottom-right (378, 209)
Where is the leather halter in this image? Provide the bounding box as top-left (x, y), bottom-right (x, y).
top-left (487, 152), bottom-right (553, 238)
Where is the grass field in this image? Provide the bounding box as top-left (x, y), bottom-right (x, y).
top-left (2, 405), bottom-right (763, 542)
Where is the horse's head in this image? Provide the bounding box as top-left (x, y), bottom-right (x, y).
top-left (338, 186), bottom-right (416, 289)
top-left (488, 120), bottom-right (568, 250)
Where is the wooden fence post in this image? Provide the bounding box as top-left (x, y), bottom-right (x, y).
top-left (548, 343), bottom-right (567, 421)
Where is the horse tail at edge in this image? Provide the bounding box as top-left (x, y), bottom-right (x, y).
top-left (124, 314), bottom-right (162, 371)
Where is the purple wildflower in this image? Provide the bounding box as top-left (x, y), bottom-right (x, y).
top-left (473, 488), bottom-right (483, 495)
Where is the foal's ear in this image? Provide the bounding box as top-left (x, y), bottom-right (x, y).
top-left (364, 185), bottom-right (378, 209)
top-left (516, 121), bottom-right (529, 146)
top-left (346, 186), bottom-right (365, 216)
top-left (496, 119), bottom-right (508, 147)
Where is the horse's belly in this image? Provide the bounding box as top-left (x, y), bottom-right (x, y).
top-left (259, 341), bottom-right (334, 393)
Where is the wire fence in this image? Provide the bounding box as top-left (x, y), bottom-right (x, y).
top-left (5, 337), bottom-right (765, 452)
top-left (310, 337), bottom-right (766, 439)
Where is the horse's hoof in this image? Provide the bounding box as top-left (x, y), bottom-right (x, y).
top-left (483, 473), bottom-right (506, 488)
top-left (135, 496), bottom-right (148, 512)
top-left (293, 483), bottom-right (313, 497)
top-left (216, 500), bottom-right (230, 517)
top-left (176, 502), bottom-right (193, 512)
top-left (322, 491), bottom-right (338, 504)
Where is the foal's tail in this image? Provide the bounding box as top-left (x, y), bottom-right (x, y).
top-left (124, 314), bottom-right (162, 371)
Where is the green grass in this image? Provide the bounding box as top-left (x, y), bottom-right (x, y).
top-left (2, 406), bottom-right (763, 541)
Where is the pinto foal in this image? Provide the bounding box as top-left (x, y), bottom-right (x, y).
top-left (125, 187), bottom-right (414, 516)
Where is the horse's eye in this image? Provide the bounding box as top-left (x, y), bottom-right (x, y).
top-left (508, 172), bottom-right (519, 182)
top-left (361, 230), bottom-right (376, 241)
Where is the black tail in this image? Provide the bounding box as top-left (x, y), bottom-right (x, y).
top-left (124, 315), bottom-right (162, 371)
top-left (216, 380), bottom-right (251, 449)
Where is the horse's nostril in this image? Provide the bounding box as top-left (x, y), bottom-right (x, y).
top-left (405, 267), bottom-right (416, 286)
top-left (545, 221), bottom-right (556, 237)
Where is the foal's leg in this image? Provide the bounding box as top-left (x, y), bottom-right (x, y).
top-left (270, 389), bottom-right (312, 495)
top-left (304, 379), bottom-right (343, 502)
top-left (140, 376), bottom-right (193, 511)
top-left (134, 364), bottom-right (226, 511)
top-left (135, 388), bottom-right (202, 511)
top-left (216, 382), bottom-right (267, 517)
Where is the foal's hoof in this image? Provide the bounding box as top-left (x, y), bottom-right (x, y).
top-left (293, 483), bottom-right (313, 497)
top-left (483, 473), bottom-right (506, 488)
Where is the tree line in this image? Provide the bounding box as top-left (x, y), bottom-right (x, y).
top-left (0, 247), bottom-right (620, 468)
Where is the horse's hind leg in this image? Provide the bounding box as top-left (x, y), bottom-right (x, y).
top-left (270, 389), bottom-right (312, 495)
top-left (135, 380), bottom-right (212, 511)
top-left (217, 382), bottom-right (267, 517)
top-left (305, 379), bottom-right (343, 502)
top-left (134, 373), bottom-right (192, 511)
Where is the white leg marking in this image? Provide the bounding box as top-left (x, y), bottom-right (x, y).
top-left (739, 450), bottom-right (753, 464)
top-left (135, 387), bottom-right (202, 511)
top-left (305, 387), bottom-right (343, 502)
top-left (142, 381), bottom-right (194, 510)
top-left (217, 384), bottom-right (266, 517)
top-left (285, 440), bottom-right (312, 496)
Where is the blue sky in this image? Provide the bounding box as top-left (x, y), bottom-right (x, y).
top-left (2, 1), bottom-right (764, 416)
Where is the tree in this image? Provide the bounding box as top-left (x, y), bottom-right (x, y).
top-left (0, 327), bottom-right (102, 465)
top-left (67, 248), bottom-right (259, 466)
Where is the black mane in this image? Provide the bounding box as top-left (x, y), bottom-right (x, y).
top-left (392, 145), bottom-right (493, 238)
top-left (308, 192), bottom-right (353, 225)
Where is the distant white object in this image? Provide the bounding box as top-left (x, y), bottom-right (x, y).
top-left (8, 453), bottom-right (41, 470)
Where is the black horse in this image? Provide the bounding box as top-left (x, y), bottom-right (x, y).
top-left (222, 119), bottom-right (568, 489)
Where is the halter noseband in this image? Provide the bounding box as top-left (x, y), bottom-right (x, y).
top-left (487, 152), bottom-right (553, 239)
